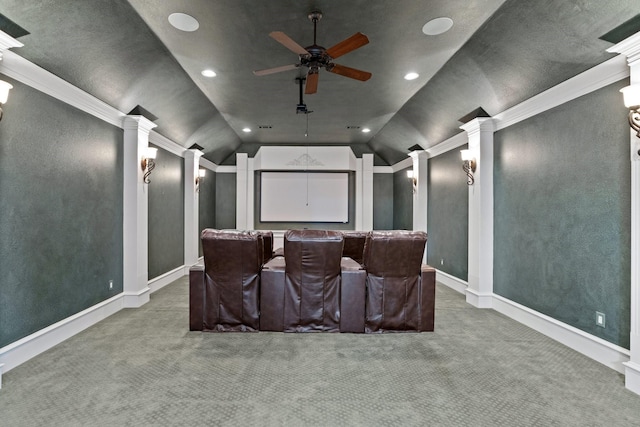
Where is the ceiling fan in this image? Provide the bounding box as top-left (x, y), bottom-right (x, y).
top-left (253, 10), bottom-right (372, 95)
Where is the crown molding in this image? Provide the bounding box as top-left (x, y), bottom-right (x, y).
top-left (0, 50), bottom-right (124, 128)
top-left (493, 55), bottom-right (629, 131)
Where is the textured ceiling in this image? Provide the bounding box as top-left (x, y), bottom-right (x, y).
top-left (0, 0), bottom-right (638, 165)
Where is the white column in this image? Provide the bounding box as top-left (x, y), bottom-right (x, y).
top-left (608, 31), bottom-right (640, 396)
top-left (362, 154), bottom-right (374, 230)
top-left (355, 158), bottom-right (363, 230)
top-left (236, 153), bottom-right (249, 230)
top-left (122, 116), bottom-right (157, 308)
top-left (247, 158), bottom-right (255, 229)
top-left (184, 149), bottom-right (203, 267)
top-left (461, 117), bottom-right (494, 308)
top-left (409, 150), bottom-right (428, 262)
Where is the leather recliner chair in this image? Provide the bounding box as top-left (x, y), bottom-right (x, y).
top-left (189, 229), bottom-right (261, 332)
top-left (260, 229), bottom-right (366, 332)
top-left (363, 230), bottom-right (436, 333)
top-left (341, 231), bottom-right (368, 265)
top-left (257, 230), bottom-right (274, 265)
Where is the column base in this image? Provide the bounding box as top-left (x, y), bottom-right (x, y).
top-left (465, 288), bottom-right (493, 308)
top-left (123, 287), bottom-right (150, 308)
top-left (624, 361), bottom-right (640, 396)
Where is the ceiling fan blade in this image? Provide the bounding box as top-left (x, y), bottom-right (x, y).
top-left (305, 71), bottom-right (319, 94)
top-left (325, 32), bottom-right (369, 59)
top-left (253, 64), bottom-right (298, 76)
top-left (329, 64), bottom-right (372, 81)
top-left (269, 31), bottom-right (309, 55)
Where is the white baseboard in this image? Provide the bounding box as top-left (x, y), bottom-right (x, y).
top-left (492, 294), bottom-right (630, 374)
top-left (435, 269), bottom-right (467, 294)
top-left (434, 272), bottom-right (631, 376)
top-left (149, 265), bottom-right (187, 294)
top-left (0, 293), bottom-right (125, 376)
top-left (0, 269), bottom-right (190, 387)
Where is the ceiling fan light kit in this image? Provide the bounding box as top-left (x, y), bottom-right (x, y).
top-left (253, 10), bottom-right (372, 95)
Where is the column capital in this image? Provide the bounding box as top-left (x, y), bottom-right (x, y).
top-left (0, 30), bottom-right (23, 61)
top-left (460, 117), bottom-right (494, 136)
top-left (607, 31), bottom-right (640, 67)
top-left (123, 115), bottom-right (157, 133)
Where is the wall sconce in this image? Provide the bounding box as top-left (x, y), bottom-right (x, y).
top-left (621, 85), bottom-right (640, 140)
top-left (195, 168), bottom-right (206, 192)
top-left (460, 149), bottom-right (476, 185)
top-left (0, 80), bottom-right (13, 121)
top-left (406, 169), bottom-right (417, 193)
top-left (140, 147), bottom-right (158, 184)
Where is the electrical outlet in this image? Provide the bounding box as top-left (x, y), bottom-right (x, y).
top-left (109, 280), bottom-right (113, 290)
top-left (440, 259), bottom-right (444, 265)
top-left (595, 311), bottom-right (606, 328)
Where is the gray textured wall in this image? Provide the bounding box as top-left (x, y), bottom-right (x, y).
top-left (373, 173), bottom-right (393, 230)
top-left (148, 147), bottom-right (184, 279)
top-left (216, 172), bottom-right (237, 229)
top-left (393, 167), bottom-right (413, 230)
top-left (427, 148), bottom-right (468, 279)
top-left (494, 81), bottom-right (631, 348)
top-left (0, 79), bottom-right (123, 348)
top-left (254, 172), bottom-right (356, 230)
top-left (198, 170), bottom-right (216, 257)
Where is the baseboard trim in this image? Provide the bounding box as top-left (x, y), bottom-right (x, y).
top-left (149, 265), bottom-right (186, 294)
top-left (0, 294), bottom-right (125, 376)
top-left (624, 361), bottom-right (640, 394)
top-left (435, 269), bottom-right (467, 294)
top-left (492, 294), bottom-right (630, 373)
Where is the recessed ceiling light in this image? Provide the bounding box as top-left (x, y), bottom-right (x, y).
top-left (201, 69), bottom-right (216, 78)
top-left (362, 128), bottom-right (371, 133)
top-left (422, 17), bottom-right (453, 36)
top-left (242, 127), bottom-right (251, 133)
top-left (168, 13), bottom-right (200, 32)
top-left (404, 72), bottom-right (419, 80)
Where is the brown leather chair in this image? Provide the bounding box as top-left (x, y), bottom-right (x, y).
top-left (189, 229), bottom-right (261, 332)
top-left (341, 231), bottom-right (368, 264)
top-left (257, 230), bottom-right (274, 265)
top-left (260, 229), bottom-right (366, 332)
top-left (363, 230), bottom-right (435, 333)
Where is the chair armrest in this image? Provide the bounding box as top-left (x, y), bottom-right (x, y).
top-left (420, 264), bottom-right (436, 331)
top-left (189, 264), bottom-right (205, 331)
top-left (340, 257), bottom-right (366, 333)
top-left (260, 257), bottom-right (286, 331)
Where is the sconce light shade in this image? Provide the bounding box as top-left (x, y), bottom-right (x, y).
top-left (0, 80), bottom-right (13, 104)
top-left (460, 149), bottom-right (477, 185)
top-left (621, 85), bottom-right (640, 109)
top-left (406, 169), bottom-right (417, 193)
top-left (0, 80), bottom-right (14, 121)
top-left (141, 147), bottom-right (158, 184)
top-left (195, 168), bottom-right (206, 192)
top-left (621, 85), bottom-right (640, 139)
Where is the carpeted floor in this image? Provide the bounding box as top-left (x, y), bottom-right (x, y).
top-left (1, 277), bottom-right (639, 426)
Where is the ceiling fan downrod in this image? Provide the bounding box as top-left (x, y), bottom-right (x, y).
top-left (308, 11), bottom-right (322, 45)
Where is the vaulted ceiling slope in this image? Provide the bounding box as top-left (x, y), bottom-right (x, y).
top-left (0, 1), bottom-right (638, 165)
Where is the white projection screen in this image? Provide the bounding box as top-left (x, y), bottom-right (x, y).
top-left (260, 172), bottom-right (349, 223)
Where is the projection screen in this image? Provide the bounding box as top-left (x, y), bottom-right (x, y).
top-left (260, 172), bottom-right (349, 223)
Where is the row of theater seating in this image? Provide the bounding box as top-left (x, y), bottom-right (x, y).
top-left (189, 229), bottom-right (436, 333)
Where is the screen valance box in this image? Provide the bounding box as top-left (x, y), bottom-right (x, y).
top-left (260, 172), bottom-right (349, 223)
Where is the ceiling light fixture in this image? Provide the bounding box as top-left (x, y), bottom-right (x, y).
top-left (168, 13), bottom-right (200, 32)
top-left (422, 17), bottom-right (454, 36)
top-left (242, 127), bottom-right (252, 133)
top-left (201, 69), bottom-right (217, 77)
top-left (404, 72), bottom-right (419, 80)
top-left (362, 128), bottom-right (371, 133)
